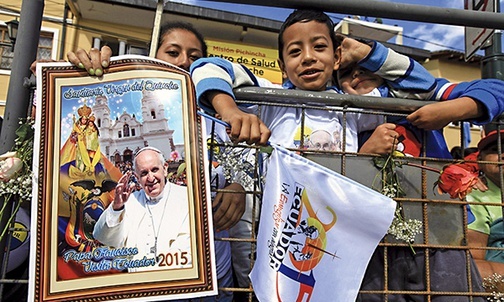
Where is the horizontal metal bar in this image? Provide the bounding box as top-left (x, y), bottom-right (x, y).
top-left (209, 0), bottom-right (504, 29)
top-left (233, 87), bottom-right (436, 113)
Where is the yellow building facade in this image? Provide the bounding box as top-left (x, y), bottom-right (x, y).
top-left (0, 0), bottom-right (490, 150)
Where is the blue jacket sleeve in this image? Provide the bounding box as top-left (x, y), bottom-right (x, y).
top-left (433, 78), bottom-right (504, 124)
top-left (190, 57), bottom-right (260, 114)
top-left (359, 42), bottom-right (436, 92)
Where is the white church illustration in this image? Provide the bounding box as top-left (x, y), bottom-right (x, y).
top-left (91, 90), bottom-right (184, 165)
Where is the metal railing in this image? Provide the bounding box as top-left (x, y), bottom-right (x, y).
top-left (205, 87), bottom-right (503, 302)
top-left (1, 83), bottom-right (503, 301)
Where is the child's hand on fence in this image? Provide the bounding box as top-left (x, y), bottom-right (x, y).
top-left (359, 123), bottom-right (398, 155)
top-left (408, 97), bottom-right (483, 130)
top-left (407, 102), bottom-right (455, 130)
top-left (209, 91), bottom-right (271, 145)
top-left (212, 182), bottom-right (246, 231)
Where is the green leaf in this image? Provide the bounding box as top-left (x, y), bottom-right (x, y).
top-left (373, 156), bottom-right (387, 169)
top-left (260, 145), bottom-right (273, 154)
top-left (15, 121), bottom-right (33, 141)
top-left (176, 162), bottom-right (187, 177)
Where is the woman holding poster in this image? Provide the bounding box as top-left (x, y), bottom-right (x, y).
top-left (64, 21), bottom-right (247, 302)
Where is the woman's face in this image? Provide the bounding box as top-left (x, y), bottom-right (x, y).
top-left (156, 29), bottom-right (204, 71)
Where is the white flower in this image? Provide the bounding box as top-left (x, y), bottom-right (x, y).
top-left (0, 117), bottom-right (34, 199)
top-left (483, 273), bottom-right (504, 301)
top-left (0, 118), bottom-right (34, 243)
top-left (212, 142), bottom-right (256, 190)
top-left (373, 155), bottom-right (422, 246)
top-left (0, 157), bottom-right (22, 181)
top-left (387, 206), bottom-right (423, 244)
top-left (0, 151), bottom-right (17, 160)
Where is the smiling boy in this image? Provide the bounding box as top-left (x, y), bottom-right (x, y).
top-left (279, 19), bottom-right (338, 91)
top-left (191, 10), bottom-right (434, 154)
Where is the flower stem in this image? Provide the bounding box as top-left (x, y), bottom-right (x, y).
top-left (409, 243), bottom-right (416, 255)
top-left (405, 162), bottom-right (441, 174)
top-left (0, 200), bottom-right (21, 242)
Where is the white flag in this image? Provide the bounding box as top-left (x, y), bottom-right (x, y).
top-left (250, 145), bottom-right (395, 302)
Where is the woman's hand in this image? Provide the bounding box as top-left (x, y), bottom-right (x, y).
top-left (67, 45), bottom-right (112, 76)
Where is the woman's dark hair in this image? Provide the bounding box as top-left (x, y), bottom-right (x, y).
top-left (157, 21), bottom-right (208, 57)
top-left (278, 9), bottom-right (338, 62)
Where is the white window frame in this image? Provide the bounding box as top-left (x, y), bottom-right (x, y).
top-left (0, 25), bottom-right (59, 76)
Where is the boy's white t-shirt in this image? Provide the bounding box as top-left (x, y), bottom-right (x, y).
top-left (252, 81), bottom-right (384, 152)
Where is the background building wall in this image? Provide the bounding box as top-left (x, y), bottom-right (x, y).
top-left (0, 0), bottom-right (494, 152)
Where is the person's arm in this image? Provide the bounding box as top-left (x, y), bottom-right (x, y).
top-left (358, 41), bottom-right (436, 92)
top-left (358, 41), bottom-right (504, 132)
top-left (407, 97), bottom-right (483, 130)
top-left (191, 57), bottom-right (271, 145)
top-left (93, 202), bottom-right (128, 248)
top-left (67, 45), bottom-right (112, 76)
top-left (468, 229), bottom-right (504, 292)
top-left (191, 57), bottom-right (259, 113)
top-left (407, 79), bottom-right (504, 130)
top-left (93, 172), bottom-right (133, 247)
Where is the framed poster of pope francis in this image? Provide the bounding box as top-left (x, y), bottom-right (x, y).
top-left (29, 56), bottom-right (217, 301)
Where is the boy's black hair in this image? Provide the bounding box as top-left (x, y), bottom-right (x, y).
top-left (157, 21), bottom-right (208, 57)
top-left (278, 9), bottom-right (338, 62)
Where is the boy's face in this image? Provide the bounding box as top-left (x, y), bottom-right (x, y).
top-left (279, 21), bottom-right (337, 91)
top-left (479, 144), bottom-right (504, 186)
top-left (336, 64), bottom-right (385, 95)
